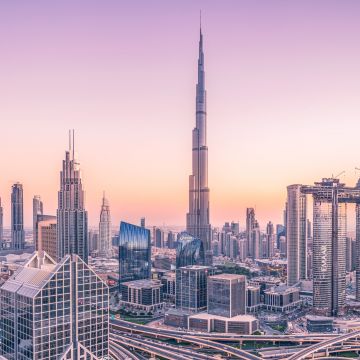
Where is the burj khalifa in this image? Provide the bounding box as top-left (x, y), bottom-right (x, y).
top-left (186, 26), bottom-right (212, 265)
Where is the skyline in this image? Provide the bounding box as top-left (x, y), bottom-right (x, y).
top-left (2, 1), bottom-right (360, 228)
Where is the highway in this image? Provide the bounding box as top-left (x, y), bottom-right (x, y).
top-left (112, 331), bottom-right (219, 359)
top-left (111, 318), bottom-right (333, 343)
top-left (109, 341), bottom-right (142, 360)
top-left (287, 329), bottom-right (360, 360)
top-left (110, 333), bottom-right (193, 360)
top-left (111, 319), bottom-right (261, 360)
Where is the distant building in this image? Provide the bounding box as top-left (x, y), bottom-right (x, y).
top-left (153, 255), bottom-right (172, 270)
top-left (119, 221), bottom-right (151, 285)
top-left (246, 208), bottom-right (256, 257)
top-left (286, 184), bottom-right (307, 286)
top-left (251, 221), bottom-right (261, 260)
top-left (207, 274), bottom-right (246, 317)
top-left (264, 286), bottom-right (301, 312)
top-left (11, 183), bottom-right (25, 250)
top-left (176, 232), bottom-right (205, 268)
top-left (99, 193), bottom-right (112, 258)
top-left (154, 227), bottom-right (164, 248)
top-left (0, 252), bottom-right (109, 359)
top-left (0, 198), bottom-right (3, 249)
top-left (120, 279), bottom-right (164, 314)
top-left (32, 195), bottom-right (43, 243)
top-left (57, 131), bottom-right (88, 263)
top-left (140, 217), bottom-right (146, 228)
top-left (37, 218), bottom-right (57, 260)
top-left (265, 221), bottom-right (274, 259)
top-left (175, 265), bottom-right (213, 313)
top-left (88, 230), bottom-right (99, 253)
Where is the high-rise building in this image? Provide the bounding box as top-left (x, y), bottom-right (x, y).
top-left (35, 214), bottom-right (56, 253)
top-left (250, 220), bottom-right (261, 260)
top-left (175, 265), bottom-right (213, 313)
top-left (11, 183), bottom-right (25, 250)
top-left (286, 184), bottom-right (307, 286)
top-left (140, 217), bottom-right (146, 228)
top-left (32, 195), bottom-right (43, 243)
top-left (302, 179), bottom-right (346, 316)
top-left (99, 193), bottom-right (112, 258)
top-left (246, 208), bottom-right (256, 257)
top-left (176, 232), bottom-right (204, 268)
top-left (231, 221), bottom-right (240, 236)
top-left (186, 26), bottom-right (212, 265)
top-left (154, 227), bottom-right (164, 248)
top-left (207, 274), bottom-right (246, 317)
top-left (0, 252), bottom-right (109, 360)
top-left (119, 221), bottom-right (151, 284)
top-left (37, 217), bottom-right (57, 260)
top-left (265, 221), bottom-right (274, 259)
top-left (0, 198), bottom-right (3, 249)
top-left (57, 131), bottom-right (88, 263)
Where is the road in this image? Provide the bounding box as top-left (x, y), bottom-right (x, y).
top-left (111, 319), bottom-right (262, 360)
top-left (287, 329), bottom-right (360, 360)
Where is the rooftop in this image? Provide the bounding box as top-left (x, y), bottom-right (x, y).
top-left (122, 279), bottom-right (162, 289)
top-left (208, 273), bottom-right (245, 281)
top-left (189, 312), bottom-right (257, 322)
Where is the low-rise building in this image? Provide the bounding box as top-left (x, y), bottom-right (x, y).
top-left (306, 315), bottom-right (333, 333)
top-left (120, 279), bottom-right (164, 314)
top-left (264, 286), bottom-right (301, 312)
top-left (188, 313), bottom-right (258, 334)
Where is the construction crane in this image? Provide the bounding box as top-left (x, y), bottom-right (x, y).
top-left (332, 170), bottom-right (345, 179)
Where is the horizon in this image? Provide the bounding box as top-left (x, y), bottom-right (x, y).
top-left (2, 1), bottom-right (360, 229)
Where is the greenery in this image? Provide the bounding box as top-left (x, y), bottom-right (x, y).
top-left (269, 324), bottom-right (287, 332)
top-left (217, 264), bottom-right (252, 277)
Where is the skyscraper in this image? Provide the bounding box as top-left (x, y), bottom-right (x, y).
top-left (302, 178), bottom-right (347, 316)
top-left (32, 195), bottom-right (43, 244)
top-left (0, 252), bottom-right (109, 360)
top-left (37, 218), bottom-right (57, 260)
top-left (186, 25), bottom-right (212, 265)
top-left (176, 232), bottom-right (205, 268)
top-left (286, 184), bottom-right (307, 286)
top-left (251, 220), bottom-right (261, 260)
top-left (99, 193), bottom-right (112, 258)
top-left (119, 221), bottom-right (151, 284)
top-left (57, 131), bottom-right (88, 263)
top-left (265, 221), bottom-right (274, 259)
top-left (11, 183), bottom-right (25, 250)
top-left (0, 198), bottom-right (3, 249)
top-left (246, 208), bottom-right (256, 257)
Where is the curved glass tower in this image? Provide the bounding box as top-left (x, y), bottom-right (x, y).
top-left (176, 232), bottom-right (205, 268)
top-left (118, 221), bottom-right (151, 285)
top-left (186, 26), bottom-right (212, 265)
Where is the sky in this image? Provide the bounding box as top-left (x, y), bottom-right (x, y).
top-left (1, 0), bottom-right (360, 229)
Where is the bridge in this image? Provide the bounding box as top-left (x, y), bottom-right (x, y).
top-left (287, 329), bottom-right (360, 359)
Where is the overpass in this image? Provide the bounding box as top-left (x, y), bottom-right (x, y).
top-left (111, 319), bottom-right (261, 359)
top-left (287, 329), bottom-right (360, 360)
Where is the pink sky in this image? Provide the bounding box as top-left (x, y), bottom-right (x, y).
top-left (1, 1), bottom-right (360, 229)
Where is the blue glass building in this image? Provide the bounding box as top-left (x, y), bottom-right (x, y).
top-left (119, 221), bottom-right (151, 285)
top-left (176, 232), bottom-right (205, 268)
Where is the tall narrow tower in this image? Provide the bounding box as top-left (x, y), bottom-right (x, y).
top-left (0, 197), bottom-right (3, 249)
top-left (186, 24), bottom-right (212, 265)
top-left (11, 183), bottom-right (25, 250)
top-left (99, 192), bottom-right (112, 257)
top-left (33, 195), bottom-right (43, 244)
top-left (57, 131), bottom-right (88, 263)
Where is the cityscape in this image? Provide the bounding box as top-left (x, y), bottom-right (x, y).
top-left (2, 1), bottom-right (360, 360)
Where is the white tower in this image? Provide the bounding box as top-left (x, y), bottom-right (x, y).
top-left (99, 192), bottom-right (112, 257)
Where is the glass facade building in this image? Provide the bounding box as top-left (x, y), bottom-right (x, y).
top-left (11, 182), bottom-right (25, 250)
top-left (175, 265), bottom-right (213, 313)
top-left (286, 184), bottom-right (307, 286)
top-left (207, 274), bottom-right (246, 318)
top-left (176, 232), bottom-right (205, 268)
top-left (118, 221), bottom-right (151, 285)
top-left (0, 252), bottom-right (109, 360)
